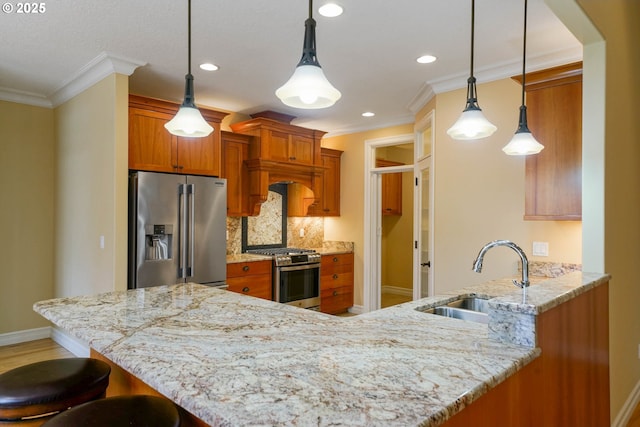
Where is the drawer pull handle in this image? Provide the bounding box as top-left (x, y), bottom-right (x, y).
top-left (332, 274), bottom-right (338, 280)
top-left (332, 291), bottom-right (338, 296)
top-left (242, 265), bottom-right (250, 271)
top-left (242, 287), bottom-right (250, 293)
top-left (333, 257), bottom-right (338, 262)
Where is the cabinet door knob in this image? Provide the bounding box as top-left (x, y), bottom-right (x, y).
top-left (332, 274), bottom-right (338, 280)
top-left (242, 287), bottom-right (250, 293)
top-left (242, 265), bottom-right (250, 271)
top-left (332, 257), bottom-right (338, 262)
top-left (332, 290), bottom-right (338, 296)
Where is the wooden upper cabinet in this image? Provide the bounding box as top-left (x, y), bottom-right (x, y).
top-left (376, 159), bottom-right (403, 216)
top-left (129, 108), bottom-right (176, 173)
top-left (288, 147), bottom-right (343, 217)
top-left (513, 62), bottom-right (582, 220)
top-left (308, 148), bottom-right (342, 216)
top-left (128, 95), bottom-right (227, 177)
top-left (221, 131), bottom-right (252, 217)
top-left (229, 117), bottom-right (325, 167)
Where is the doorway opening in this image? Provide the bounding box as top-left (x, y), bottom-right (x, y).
top-left (364, 134), bottom-right (415, 312)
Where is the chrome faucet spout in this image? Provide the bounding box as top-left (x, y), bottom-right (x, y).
top-left (472, 240), bottom-right (530, 290)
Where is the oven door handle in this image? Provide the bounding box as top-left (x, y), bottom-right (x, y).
top-left (278, 263), bottom-right (320, 272)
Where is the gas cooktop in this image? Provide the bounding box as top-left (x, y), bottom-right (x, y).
top-left (246, 248), bottom-right (316, 256)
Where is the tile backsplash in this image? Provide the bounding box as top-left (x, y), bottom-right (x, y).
top-left (225, 189), bottom-right (324, 254)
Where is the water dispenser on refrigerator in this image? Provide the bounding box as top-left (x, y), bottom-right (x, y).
top-left (145, 224), bottom-right (172, 261)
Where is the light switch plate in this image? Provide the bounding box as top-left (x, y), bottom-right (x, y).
top-left (532, 241), bottom-right (549, 256)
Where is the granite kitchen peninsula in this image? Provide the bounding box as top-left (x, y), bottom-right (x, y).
top-left (34, 271), bottom-right (609, 426)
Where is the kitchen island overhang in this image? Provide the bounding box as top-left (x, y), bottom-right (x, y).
top-left (33, 271), bottom-right (608, 426)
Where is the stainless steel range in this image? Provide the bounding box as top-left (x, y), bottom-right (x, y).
top-left (246, 248), bottom-right (321, 310)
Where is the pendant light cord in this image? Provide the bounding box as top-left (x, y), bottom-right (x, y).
top-left (521, 0), bottom-right (527, 107)
top-left (188, 0), bottom-right (192, 75)
top-left (308, 0), bottom-right (313, 20)
top-left (470, 0), bottom-right (475, 78)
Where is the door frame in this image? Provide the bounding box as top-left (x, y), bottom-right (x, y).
top-left (413, 110), bottom-right (435, 299)
top-left (363, 134), bottom-right (415, 313)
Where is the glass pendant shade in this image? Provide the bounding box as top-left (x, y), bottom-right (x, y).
top-left (276, 0), bottom-right (341, 109)
top-left (165, 74), bottom-right (213, 137)
top-left (276, 64), bottom-right (341, 109)
top-left (503, 131), bottom-right (544, 155)
top-left (164, 106), bottom-right (213, 138)
top-left (447, 107), bottom-right (497, 140)
top-left (502, 106), bottom-right (543, 155)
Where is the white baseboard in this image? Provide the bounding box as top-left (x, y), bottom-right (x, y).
top-left (381, 285), bottom-right (413, 297)
top-left (612, 377), bottom-right (640, 427)
top-left (0, 326), bottom-right (89, 358)
top-left (348, 304), bottom-right (364, 315)
top-left (51, 327), bottom-right (89, 357)
top-left (0, 327), bottom-right (51, 346)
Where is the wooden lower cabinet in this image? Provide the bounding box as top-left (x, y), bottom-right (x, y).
top-left (443, 282), bottom-right (609, 427)
top-left (226, 261), bottom-right (272, 300)
top-left (320, 253), bottom-right (354, 314)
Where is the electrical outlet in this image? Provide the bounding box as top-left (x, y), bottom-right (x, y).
top-left (99, 235), bottom-right (105, 249)
top-left (299, 228), bottom-right (305, 238)
top-left (532, 241), bottom-right (549, 256)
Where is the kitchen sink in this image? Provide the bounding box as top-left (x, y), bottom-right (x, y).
top-left (416, 297), bottom-right (490, 324)
top-left (445, 297), bottom-right (490, 314)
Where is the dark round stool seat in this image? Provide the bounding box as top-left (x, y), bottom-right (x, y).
top-left (42, 395), bottom-right (181, 427)
top-left (0, 358), bottom-right (111, 422)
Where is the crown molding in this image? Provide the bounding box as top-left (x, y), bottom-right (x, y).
top-left (0, 87), bottom-right (53, 108)
top-left (0, 52), bottom-right (146, 109)
top-left (49, 51), bottom-right (146, 107)
top-left (407, 83), bottom-right (435, 114)
top-left (409, 45), bottom-right (583, 114)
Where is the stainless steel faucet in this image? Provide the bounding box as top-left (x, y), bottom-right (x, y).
top-left (472, 240), bottom-right (530, 292)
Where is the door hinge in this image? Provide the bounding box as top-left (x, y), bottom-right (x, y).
top-left (415, 177), bottom-right (418, 186)
top-left (415, 241), bottom-right (418, 249)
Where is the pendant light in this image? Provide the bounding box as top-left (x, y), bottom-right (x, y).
top-left (502, 0), bottom-right (544, 155)
top-left (164, 0), bottom-right (213, 138)
top-left (275, 0), bottom-right (341, 109)
top-left (447, 0), bottom-right (497, 140)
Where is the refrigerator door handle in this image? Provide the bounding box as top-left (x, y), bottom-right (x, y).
top-left (187, 183), bottom-right (195, 278)
top-left (178, 183), bottom-right (187, 279)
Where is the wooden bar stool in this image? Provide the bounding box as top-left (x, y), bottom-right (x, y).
top-left (0, 358), bottom-right (111, 426)
top-left (41, 395), bottom-right (181, 427)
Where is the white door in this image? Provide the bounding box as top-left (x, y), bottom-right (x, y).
top-left (413, 111), bottom-right (434, 299)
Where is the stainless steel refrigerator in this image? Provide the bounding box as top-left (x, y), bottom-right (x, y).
top-left (128, 171), bottom-right (227, 289)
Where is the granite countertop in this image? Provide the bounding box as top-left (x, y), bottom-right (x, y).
top-left (33, 271), bottom-right (607, 426)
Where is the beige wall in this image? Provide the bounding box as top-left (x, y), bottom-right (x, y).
top-left (0, 101), bottom-right (55, 334)
top-left (427, 78), bottom-right (582, 293)
top-left (322, 124), bottom-right (415, 306)
top-left (54, 74), bottom-right (129, 297)
top-left (575, 0), bottom-right (640, 419)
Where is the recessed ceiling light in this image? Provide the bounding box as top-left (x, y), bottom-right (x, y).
top-left (199, 63), bottom-right (219, 71)
top-left (362, 112), bottom-right (375, 117)
top-left (319, 3), bottom-right (343, 17)
top-left (416, 55), bottom-right (437, 64)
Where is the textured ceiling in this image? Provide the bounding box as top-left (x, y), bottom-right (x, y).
top-left (0, 0), bottom-right (581, 135)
